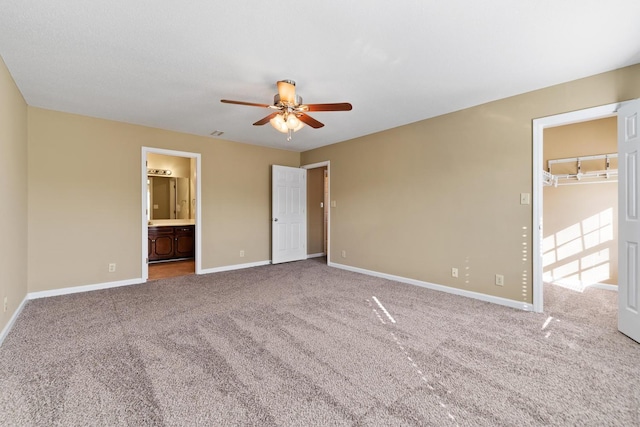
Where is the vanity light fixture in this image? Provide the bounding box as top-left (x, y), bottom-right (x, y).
top-left (148, 168), bottom-right (172, 176)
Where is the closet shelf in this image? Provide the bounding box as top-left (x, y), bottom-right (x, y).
top-left (543, 153), bottom-right (617, 187)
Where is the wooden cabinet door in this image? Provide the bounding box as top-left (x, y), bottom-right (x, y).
top-left (174, 226), bottom-right (195, 258)
top-left (149, 227), bottom-right (175, 261)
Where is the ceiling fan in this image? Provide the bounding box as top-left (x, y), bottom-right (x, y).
top-left (221, 80), bottom-right (352, 141)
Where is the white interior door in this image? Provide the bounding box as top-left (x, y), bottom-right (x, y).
top-left (272, 165), bottom-right (307, 264)
top-left (618, 99), bottom-right (640, 343)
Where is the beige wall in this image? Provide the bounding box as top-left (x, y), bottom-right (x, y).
top-left (307, 167), bottom-right (327, 255)
top-left (543, 118), bottom-right (617, 286)
top-left (27, 108), bottom-right (299, 292)
top-left (301, 64), bottom-right (640, 304)
top-left (0, 55), bottom-right (28, 334)
top-left (7, 61), bottom-right (640, 306)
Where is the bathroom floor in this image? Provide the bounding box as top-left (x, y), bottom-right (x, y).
top-left (148, 259), bottom-right (195, 280)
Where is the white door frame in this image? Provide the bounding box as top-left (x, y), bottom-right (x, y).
top-left (141, 147), bottom-right (202, 280)
top-left (532, 102), bottom-right (623, 312)
top-left (302, 161), bottom-right (330, 261)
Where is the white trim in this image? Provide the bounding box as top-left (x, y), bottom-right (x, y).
top-left (532, 102), bottom-right (622, 313)
top-left (307, 253), bottom-right (326, 259)
top-left (547, 279), bottom-right (619, 293)
top-left (0, 295), bottom-right (28, 346)
top-left (142, 147), bottom-right (202, 280)
top-left (590, 283), bottom-right (618, 291)
top-left (27, 278), bottom-right (144, 300)
top-left (329, 262), bottom-right (533, 311)
top-left (301, 161), bottom-right (329, 170)
top-left (199, 260), bottom-right (271, 274)
top-left (301, 161), bottom-right (330, 263)
top-left (194, 155), bottom-right (202, 274)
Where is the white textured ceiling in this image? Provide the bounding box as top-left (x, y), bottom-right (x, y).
top-left (1, 1), bottom-right (640, 152)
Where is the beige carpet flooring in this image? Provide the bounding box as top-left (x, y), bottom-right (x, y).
top-left (0, 258), bottom-right (638, 426)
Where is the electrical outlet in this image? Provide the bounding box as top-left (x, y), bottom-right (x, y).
top-left (495, 274), bottom-right (504, 286)
top-left (3, 296), bottom-right (7, 312)
top-left (108, 263), bottom-right (116, 273)
top-left (240, 250), bottom-right (245, 257)
top-left (451, 268), bottom-right (459, 278)
top-left (341, 250), bottom-right (347, 258)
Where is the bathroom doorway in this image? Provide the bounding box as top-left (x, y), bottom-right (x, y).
top-left (142, 147), bottom-right (202, 281)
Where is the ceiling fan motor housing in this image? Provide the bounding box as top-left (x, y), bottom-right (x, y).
top-left (274, 94), bottom-right (303, 108)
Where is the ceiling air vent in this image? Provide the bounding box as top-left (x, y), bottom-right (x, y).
top-left (209, 130), bottom-right (224, 137)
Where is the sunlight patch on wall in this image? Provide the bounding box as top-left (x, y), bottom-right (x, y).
top-left (543, 208), bottom-right (614, 292)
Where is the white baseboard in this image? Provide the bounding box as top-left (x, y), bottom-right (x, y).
top-left (307, 253), bottom-right (326, 259)
top-left (0, 295), bottom-right (28, 346)
top-left (199, 260), bottom-right (271, 274)
top-left (28, 278), bottom-right (144, 300)
top-left (548, 279), bottom-right (618, 293)
top-left (15, 261), bottom-right (281, 302)
top-left (589, 283), bottom-right (618, 291)
top-left (329, 262), bottom-right (533, 311)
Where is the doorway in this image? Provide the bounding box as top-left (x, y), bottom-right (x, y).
top-left (302, 161), bottom-right (330, 263)
top-left (542, 117), bottom-right (618, 291)
top-left (141, 147), bottom-right (202, 281)
top-left (541, 117), bottom-right (619, 324)
top-left (532, 102), bottom-right (621, 312)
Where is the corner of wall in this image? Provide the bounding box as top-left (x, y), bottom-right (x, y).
top-left (0, 54), bottom-right (29, 340)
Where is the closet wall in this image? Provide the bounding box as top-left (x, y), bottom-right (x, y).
top-left (543, 117), bottom-right (617, 287)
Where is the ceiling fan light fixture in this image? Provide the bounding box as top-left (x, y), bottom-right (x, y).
top-left (270, 113), bottom-right (304, 134)
top-left (270, 114), bottom-right (289, 133)
top-left (286, 114), bottom-right (304, 131)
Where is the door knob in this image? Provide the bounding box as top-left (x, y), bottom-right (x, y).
top-left (274, 218), bottom-right (278, 222)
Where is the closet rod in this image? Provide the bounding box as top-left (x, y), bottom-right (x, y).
top-left (543, 169), bottom-right (618, 187)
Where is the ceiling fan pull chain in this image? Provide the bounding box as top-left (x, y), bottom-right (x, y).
top-left (287, 129), bottom-right (292, 141)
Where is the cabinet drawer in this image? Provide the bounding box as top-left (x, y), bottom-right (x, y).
top-left (149, 226), bottom-right (174, 236)
top-left (174, 226), bottom-right (194, 236)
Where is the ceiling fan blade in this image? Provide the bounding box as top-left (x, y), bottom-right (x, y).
top-left (303, 103), bottom-right (353, 112)
top-left (277, 80), bottom-right (296, 104)
top-left (298, 113), bottom-right (324, 129)
top-left (221, 99), bottom-right (271, 108)
top-left (253, 112), bottom-right (279, 126)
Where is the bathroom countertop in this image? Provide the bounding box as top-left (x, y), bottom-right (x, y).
top-left (148, 219), bottom-right (196, 227)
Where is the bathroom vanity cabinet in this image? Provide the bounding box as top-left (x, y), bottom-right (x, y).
top-left (148, 225), bottom-right (195, 262)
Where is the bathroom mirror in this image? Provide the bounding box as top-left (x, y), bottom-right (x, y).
top-left (148, 176), bottom-right (193, 220)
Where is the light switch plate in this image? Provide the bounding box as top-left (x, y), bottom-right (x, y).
top-left (520, 193), bottom-right (530, 205)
